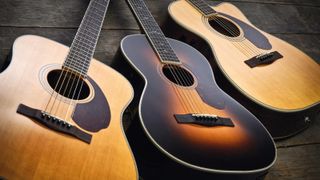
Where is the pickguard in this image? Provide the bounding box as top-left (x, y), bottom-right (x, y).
top-left (220, 13), bottom-right (272, 50)
top-left (73, 77), bottom-right (111, 132)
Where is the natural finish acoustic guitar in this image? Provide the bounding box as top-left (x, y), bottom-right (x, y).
top-left (0, 0), bottom-right (137, 179)
top-left (166, 0), bottom-right (320, 139)
top-left (114, 0), bottom-right (276, 178)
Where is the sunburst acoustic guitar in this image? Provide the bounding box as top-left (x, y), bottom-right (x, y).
top-left (0, 0), bottom-right (137, 179)
top-left (113, 0), bottom-right (276, 178)
top-left (165, 0), bottom-right (320, 139)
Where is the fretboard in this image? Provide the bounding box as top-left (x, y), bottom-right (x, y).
top-left (127, 0), bottom-right (180, 64)
top-left (63, 0), bottom-right (110, 76)
top-left (186, 0), bottom-right (217, 16)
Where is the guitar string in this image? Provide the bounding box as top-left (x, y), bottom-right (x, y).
top-left (48, 2), bottom-right (97, 120)
top-left (211, 16), bottom-right (263, 56)
top-left (51, 66), bottom-right (74, 117)
top-left (199, 0), bottom-right (265, 56)
top-left (65, 26), bottom-right (97, 118)
top-left (139, 2), bottom-right (206, 113)
top-left (45, 0), bottom-right (97, 121)
top-left (141, 0), bottom-right (203, 113)
top-left (171, 64), bottom-right (206, 113)
top-left (139, 3), bottom-right (204, 113)
top-left (66, 0), bottom-right (201, 119)
top-left (48, 48), bottom-right (86, 120)
top-left (51, 41), bottom-right (92, 117)
top-left (65, 0), bottom-right (195, 121)
top-left (188, 0), bottom-right (264, 56)
top-left (130, 0), bottom-right (199, 113)
top-left (187, 0), bottom-right (259, 56)
top-left (66, 0), bottom-right (110, 120)
top-left (208, 13), bottom-right (261, 56)
top-left (62, 0), bottom-right (105, 120)
top-left (44, 66), bottom-right (69, 114)
top-left (48, 49), bottom-right (89, 120)
top-left (168, 63), bottom-right (202, 113)
top-left (156, 1), bottom-right (255, 112)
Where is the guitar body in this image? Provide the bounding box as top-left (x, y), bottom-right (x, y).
top-left (166, 0), bottom-right (320, 139)
top-left (119, 34), bottom-right (275, 176)
top-left (0, 35), bottom-right (137, 179)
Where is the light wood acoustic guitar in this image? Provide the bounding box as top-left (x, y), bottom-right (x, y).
top-left (0, 0), bottom-right (137, 179)
top-left (112, 0), bottom-right (276, 178)
top-left (165, 0), bottom-right (320, 139)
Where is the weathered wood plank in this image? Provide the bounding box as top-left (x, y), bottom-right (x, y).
top-left (266, 144), bottom-right (320, 180)
top-left (0, 27), bottom-right (139, 65)
top-left (210, 1), bottom-right (320, 33)
top-left (276, 117), bottom-right (320, 148)
top-left (0, 28), bottom-right (319, 67)
top-left (0, 0), bottom-right (172, 30)
top-left (0, 0), bottom-right (319, 34)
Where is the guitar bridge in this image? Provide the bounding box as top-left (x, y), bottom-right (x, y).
top-left (17, 104), bottom-right (92, 144)
top-left (245, 51), bottom-right (283, 68)
top-left (174, 113), bottom-right (234, 127)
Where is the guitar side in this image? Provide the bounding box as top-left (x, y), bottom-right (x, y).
top-left (166, 0), bottom-right (320, 138)
top-left (0, 35), bottom-right (137, 179)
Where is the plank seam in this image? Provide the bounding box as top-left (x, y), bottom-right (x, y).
top-left (277, 142), bottom-right (320, 149)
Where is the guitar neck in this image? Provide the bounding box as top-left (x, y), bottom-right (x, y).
top-left (186, 0), bottom-right (217, 16)
top-left (64, 0), bottom-right (110, 76)
top-left (126, 0), bottom-right (180, 64)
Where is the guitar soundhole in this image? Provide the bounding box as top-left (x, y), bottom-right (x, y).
top-left (47, 69), bottom-right (90, 100)
top-left (208, 16), bottom-right (240, 37)
top-left (162, 65), bottom-right (194, 87)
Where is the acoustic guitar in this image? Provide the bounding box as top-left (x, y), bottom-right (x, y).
top-left (0, 0), bottom-right (137, 179)
top-left (114, 0), bottom-right (276, 178)
top-left (165, 0), bottom-right (320, 139)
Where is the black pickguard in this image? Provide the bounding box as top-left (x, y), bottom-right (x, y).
top-left (220, 13), bottom-right (272, 50)
top-left (73, 77), bottom-right (111, 132)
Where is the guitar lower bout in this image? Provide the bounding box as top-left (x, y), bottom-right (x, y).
top-left (0, 35), bottom-right (137, 179)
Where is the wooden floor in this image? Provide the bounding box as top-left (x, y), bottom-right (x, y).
top-left (0, 0), bottom-right (319, 179)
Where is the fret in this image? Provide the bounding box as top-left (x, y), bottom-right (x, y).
top-left (82, 16), bottom-right (102, 30)
top-left (73, 38), bottom-right (95, 48)
top-left (81, 20), bottom-right (101, 34)
top-left (64, 61), bottom-right (86, 74)
top-left (74, 41), bottom-right (94, 55)
top-left (64, 59), bottom-right (87, 70)
top-left (92, 1), bottom-right (107, 13)
top-left (64, 59), bottom-right (89, 73)
top-left (76, 32), bottom-right (96, 44)
top-left (87, 8), bottom-right (104, 20)
top-left (186, 0), bottom-right (217, 16)
top-left (69, 48), bottom-right (91, 63)
top-left (68, 50), bottom-right (90, 65)
top-left (64, 53), bottom-right (90, 71)
top-left (82, 25), bottom-right (100, 36)
top-left (94, 0), bottom-right (109, 7)
top-left (64, 0), bottom-right (110, 75)
top-left (127, 0), bottom-right (180, 64)
top-left (81, 28), bottom-right (100, 40)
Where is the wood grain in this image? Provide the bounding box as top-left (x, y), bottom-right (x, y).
top-left (0, 0), bottom-right (319, 179)
top-left (0, 35), bottom-right (137, 179)
top-left (0, 0), bottom-right (172, 29)
top-left (169, 0), bottom-right (320, 110)
top-left (266, 144), bottom-right (320, 180)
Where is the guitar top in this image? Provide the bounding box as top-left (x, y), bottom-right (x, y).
top-left (120, 0), bottom-right (276, 175)
top-left (168, 0), bottom-right (320, 111)
top-left (0, 0), bottom-right (137, 179)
